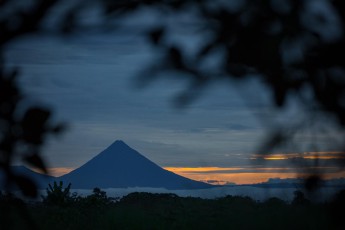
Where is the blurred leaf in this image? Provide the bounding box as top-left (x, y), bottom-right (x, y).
top-left (148, 26), bottom-right (165, 45)
top-left (273, 84), bottom-right (287, 107)
top-left (21, 107), bottom-right (51, 144)
top-left (0, 137), bottom-right (14, 154)
top-left (0, 69), bottom-right (21, 118)
top-left (197, 42), bottom-right (216, 59)
top-left (0, 0), bottom-right (9, 7)
top-left (60, 9), bottom-right (78, 34)
top-left (304, 175), bottom-right (322, 192)
top-left (14, 175), bottom-right (37, 198)
top-left (8, 68), bottom-right (19, 80)
top-left (257, 131), bottom-right (287, 155)
top-left (52, 123), bottom-right (67, 134)
top-left (168, 46), bottom-right (184, 69)
top-left (24, 153), bottom-right (47, 174)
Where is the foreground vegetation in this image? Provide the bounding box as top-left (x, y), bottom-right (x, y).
top-left (1, 183), bottom-right (345, 230)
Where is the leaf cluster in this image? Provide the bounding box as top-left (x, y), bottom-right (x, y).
top-left (0, 0), bottom-right (66, 198)
top-left (42, 181), bottom-right (72, 206)
top-left (41, 182), bottom-right (118, 208)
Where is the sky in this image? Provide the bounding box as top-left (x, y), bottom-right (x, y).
top-left (4, 1), bottom-right (345, 184)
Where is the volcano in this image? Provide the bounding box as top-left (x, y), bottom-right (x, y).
top-left (59, 140), bottom-right (212, 190)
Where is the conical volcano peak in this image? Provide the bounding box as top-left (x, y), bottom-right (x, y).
top-left (112, 140), bottom-right (127, 147)
top-left (60, 141), bottom-right (213, 189)
top-left (100, 140), bottom-right (137, 158)
top-left (107, 140), bottom-right (131, 150)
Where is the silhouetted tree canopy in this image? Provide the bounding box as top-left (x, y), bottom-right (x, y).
top-left (42, 181), bottom-right (72, 206)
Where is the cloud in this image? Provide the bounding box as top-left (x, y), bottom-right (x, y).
top-left (164, 166), bottom-right (343, 174)
top-left (199, 180), bottom-right (236, 185)
top-left (251, 151), bottom-right (345, 161)
top-left (48, 167), bottom-right (74, 177)
top-left (164, 166), bottom-right (345, 184)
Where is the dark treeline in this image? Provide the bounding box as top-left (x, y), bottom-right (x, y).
top-left (1, 182), bottom-right (345, 229)
top-left (0, 191), bottom-right (342, 229)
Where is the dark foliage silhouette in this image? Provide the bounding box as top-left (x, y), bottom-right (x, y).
top-left (264, 197), bottom-right (286, 207)
top-left (42, 183), bottom-right (117, 208)
top-left (0, 0), bottom-right (65, 197)
top-left (329, 189), bottom-right (345, 229)
top-left (42, 181), bottom-right (72, 206)
top-left (291, 190), bottom-right (310, 206)
top-left (120, 192), bottom-right (178, 205)
top-left (82, 187), bottom-right (118, 207)
top-left (0, 73), bottom-right (65, 197)
top-left (0, 191), bottom-right (37, 230)
top-left (6, 191), bottom-right (325, 229)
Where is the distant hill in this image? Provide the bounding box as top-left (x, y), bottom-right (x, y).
top-left (59, 140), bottom-right (213, 190)
top-left (0, 165), bottom-right (55, 190)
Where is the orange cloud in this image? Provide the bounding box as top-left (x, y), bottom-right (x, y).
top-left (47, 167), bottom-right (74, 177)
top-left (164, 167), bottom-right (345, 185)
top-left (252, 151), bottom-right (345, 161)
top-left (164, 167), bottom-right (245, 173)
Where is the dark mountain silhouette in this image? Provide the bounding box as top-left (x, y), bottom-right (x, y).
top-left (0, 165), bottom-right (55, 189)
top-left (59, 140), bottom-right (213, 190)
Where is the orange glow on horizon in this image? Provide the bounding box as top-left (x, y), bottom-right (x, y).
top-left (302, 155), bottom-right (343, 160)
top-left (164, 167), bottom-right (245, 172)
top-left (43, 149), bottom-right (345, 186)
top-left (263, 157), bottom-right (289, 160)
top-left (164, 167), bottom-right (345, 185)
top-left (252, 151), bottom-right (345, 161)
top-left (45, 166), bottom-right (345, 185)
top-left (47, 167), bottom-right (74, 177)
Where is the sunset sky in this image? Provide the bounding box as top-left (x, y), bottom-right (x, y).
top-left (46, 152), bottom-right (345, 185)
top-left (5, 4), bottom-right (345, 185)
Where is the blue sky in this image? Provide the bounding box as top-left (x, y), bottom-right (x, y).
top-left (5, 31), bottom-right (272, 169)
top-left (6, 31), bottom-right (341, 183)
top-left (4, 1), bottom-right (344, 184)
